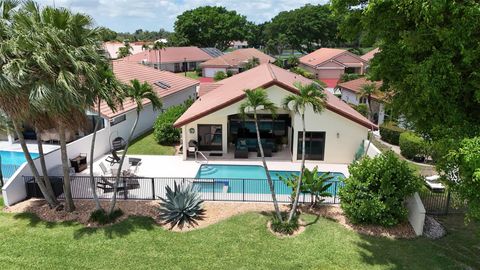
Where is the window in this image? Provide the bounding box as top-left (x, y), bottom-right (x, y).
top-left (189, 62), bottom-right (197, 70)
top-left (198, 124), bottom-right (222, 151)
top-left (359, 97), bottom-right (367, 104)
top-left (110, 114), bottom-right (126, 126)
top-left (297, 132), bottom-right (326, 160)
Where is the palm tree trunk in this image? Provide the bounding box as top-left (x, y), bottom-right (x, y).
top-left (0, 156), bottom-right (4, 188)
top-left (288, 113), bottom-right (305, 222)
top-left (159, 50), bottom-right (162, 70)
top-left (35, 127), bottom-right (59, 205)
top-left (58, 124), bottom-right (75, 212)
top-left (109, 110), bottom-right (140, 214)
top-left (89, 101), bottom-right (103, 211)
top-left (253, 112), bottom-right (282, 221)
top-left (12, 121), bottom-right (58, 208)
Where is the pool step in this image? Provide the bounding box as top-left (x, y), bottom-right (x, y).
top-left (199, 165), bottom-right (218, 176)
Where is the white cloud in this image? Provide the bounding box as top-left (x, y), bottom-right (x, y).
top-left (36, 0), bottom-right (328, 32)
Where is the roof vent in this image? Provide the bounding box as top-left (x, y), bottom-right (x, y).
top-left (154, 81), bottom-right (171, 89)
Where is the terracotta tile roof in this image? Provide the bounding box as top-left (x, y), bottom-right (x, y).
top-left (174, 64), bottom-right (377, 130)
top-left (361, 48), bottom-right (380, 62)
top-left (103, 42), bottom-right (144, 59)
top-left (123, 47), bottom-right (213, 64)
top-left (198, 83), bottom-right (222, 97)
top-left (320, 78), bottom-right (340, 88)
top-left (200, 48), bottom-right (275, 68)
top-left (299, 48), bottom-right (347, 67)
top-left (337, 77), bottom-right (384, 101)
top-left (98, 60), bottom-right (199, 119)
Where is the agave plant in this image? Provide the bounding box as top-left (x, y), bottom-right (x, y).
top-left (159, 182), bottom-right (205, 229)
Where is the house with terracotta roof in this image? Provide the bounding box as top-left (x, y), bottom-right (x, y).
top-left (337, 77), bottom-right (386, 125)
top-left (299, 48), bottom-right (369, 84)
top-left (124, 47), bottom-right (221, 73)
top-left (100, 60), bottom-right (199, 140)
top-left (361, 48), bottom-right (380, 62)
top-left (200, 48), bottom-right (275, 78)
top-left (174, 64), bottom-right (377, 163)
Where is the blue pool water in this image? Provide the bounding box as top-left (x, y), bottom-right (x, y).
top-left (195, 164), bottom-right (344, 195)
top-left (0, 151), bottom-right (39, 179)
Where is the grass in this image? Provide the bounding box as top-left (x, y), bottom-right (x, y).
top-left (126, 131), bottom-right (176, 155)
top-left (182, 71), bottom-right (200, 80)
top-left (0, 195), bottom-right (478, 270)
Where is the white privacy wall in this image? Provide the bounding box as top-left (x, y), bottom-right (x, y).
top-left (2, 127), bottom-right (111, 206)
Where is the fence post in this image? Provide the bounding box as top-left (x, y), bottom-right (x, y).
top-left (151, 178), bottom-right (155, 199)
top-left (242, 179), bottom-right (245, 202)
top-left (123, 178), bottom-right (127, 200)
top-left (445, 191), bottom-right (451, 215)
top-left (212, 179), bottom-right (215, 201)
top-left (333, 182), bottom-right (338, 204)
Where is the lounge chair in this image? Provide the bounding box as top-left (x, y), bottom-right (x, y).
top-left (99, 162), bottom-right (111, 176)
top-left (129, 157), bottom-right (142, 166)
top-left (425, 175), bottom-right (445, 191)
top-left (105, 150), bottom-right (121, 166)
top-left (234, 140), bottom-right (249, 158)
top-left (96, 176), bottom-right (140, 193)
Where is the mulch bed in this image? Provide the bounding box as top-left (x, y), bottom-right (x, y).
top-left (4, 199), bottom-right (416, 238)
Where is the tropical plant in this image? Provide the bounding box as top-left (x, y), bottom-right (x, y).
top-left (152, 41), bottom-right (166, 69)
top-left (290, 67), bottom-right (315, 79)
top-left (282, 82), bottom-right (327, 222)
top-left (158, 182), bottom-right (205, 229)
top-left (339, 151), bottom-right (422, 226)
top-left (244, 57), bottom-right (260, 70)
top-left (109, 79), bottom-right (162, 214)
top-left (117, 42), bottom-right (133, 58)
top-left (153, 103), bottom-right (190, 145)
top-left (270, 212), bottom-right (299, 235)
top-left (239, 88), bottom-right (282, 221)
top-left (88, 64), bottom-right (124, 211)
top-left (357, 83), bottom-right (379, 121)
top-left (339, 73), bottom-right (361, 83)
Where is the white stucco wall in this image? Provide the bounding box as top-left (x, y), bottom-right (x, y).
top-left (340, 89), bottom-right (385, 125)
top-left (182, 85), bottom-right (369, 163)
top-left (203, 67), bottom-right (228, 78)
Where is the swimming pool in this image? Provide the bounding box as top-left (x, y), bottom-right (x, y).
top-left (0, 151), bottom-right (39, 179)
top-left (195, 164), bottom-right (344, 195)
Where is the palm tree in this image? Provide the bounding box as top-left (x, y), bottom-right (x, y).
top-left (239, 88), bottom-right (282, 221)
top-left (244, 57), bottom-right (260, 70)
top-left (88, 64), bottom-right (124, 211)
top-left (152, 41), bottom-right (165, 70)
top-left (282, 82), bottom-right (327, 222)
top-left (109, 79), bottom-right (162, 214)
top-left (358, 83), bottom-right (378, 121)
top-left (117, 46), bottom-right (132, 58)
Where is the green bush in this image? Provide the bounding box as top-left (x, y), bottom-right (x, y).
top-left (379, 122), bottom-right (405, 145)
top-left (399, 132), bottom-right (427, 160)
top-left (195, 66), bottom-right (202, 77)
top-left (226, 70), bottom-right (233, 77)
top-left (153, 103), bottom-right (189, 145)
top-left (339, 151), bottom-right (422, 226)
top-left (290, 67), bottom-right (315, 79)
top-left (354, 104), bottom-right (368, 117)
top-left (89, 209), bottom-right (124, 225)
top-left (270, 212), bottom-right (300, 235)
top-left (214, 71), bottom-right (227, 81)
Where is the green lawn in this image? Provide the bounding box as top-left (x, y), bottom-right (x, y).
top-left (0, 199), bottom-right (478, 269)
top-left (127, 132), bottom-right (176, 155)
top-left (182, 71), bottom-right (200, 80)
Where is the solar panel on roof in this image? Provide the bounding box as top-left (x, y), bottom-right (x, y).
top-left (154, 81), bottom-right (171, 89)
top-left (200, 47), bottom-right (224, 58)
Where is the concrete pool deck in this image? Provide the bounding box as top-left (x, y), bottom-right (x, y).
top-left (78, 154), bottom-right (350, 178)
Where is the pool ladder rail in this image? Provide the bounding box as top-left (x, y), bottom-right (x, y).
top-left (195, 151), bottom-right (209, 164)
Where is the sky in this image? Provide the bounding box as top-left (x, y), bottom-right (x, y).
top-left (36, 0), bottom-right (328, 33)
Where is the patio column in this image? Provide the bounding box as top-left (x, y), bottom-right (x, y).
top-left (182, 126), bottom-right (187, 160)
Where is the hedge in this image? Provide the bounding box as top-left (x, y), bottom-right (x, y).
top-left (399, 132), bottom-right (427, 160)
top-left (153, 100), bottom-right (192, 145)
top-left (339, 151), bottom-right (422, 226)
top-left (379, 122), bottom-right (405, 145)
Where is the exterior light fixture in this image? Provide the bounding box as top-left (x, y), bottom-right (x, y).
top-left (189, 128), bottom-right (195, 134)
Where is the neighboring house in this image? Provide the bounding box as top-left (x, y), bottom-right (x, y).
top-left (361, 47), bottom-right (380, 62)
top-left (124, 47), bottom-right (222, 73)
top-left (337, 77), bottom-right (386, 125)
top-left (103, 41), bottom-right (145, 59)
top-left (174, 64), bottom-right (377, 163)
top-left (299, 48), bottom-right (369, 82)
top-left (102, 60), bottom-right (199, 141)
top-left (230, 40), bottom-right (248, 49)
top-left (200, 48), bottom-right (276, 78)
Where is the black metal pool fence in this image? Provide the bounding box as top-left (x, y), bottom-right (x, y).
top-left (24, 175), bottom-right (344, 204)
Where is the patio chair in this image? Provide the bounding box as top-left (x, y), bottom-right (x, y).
top-left (129, 157), bottom-right (142, 166)
top-left (96, 176), bottom-right (124, 193)
top-left (112, 137), bottom-right (126, 151)
top-left (99, 162), bottom-right (111, 176)
top-left (257, 145), bottom-right (272, 157)
top-left (234, 140), bottom-right (248, 158)
top-left (105, 150), bottom-right (121, 166)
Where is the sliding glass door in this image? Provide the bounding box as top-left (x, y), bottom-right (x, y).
top-left (297, 132), bottom-right (326, 160)
top-left (198, 125), bottom-right (222, 151)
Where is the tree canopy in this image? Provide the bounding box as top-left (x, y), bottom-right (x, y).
top-left (265, 4), bottom-right (341, 54)
top-left (172, 6), bottom-right (248, 50)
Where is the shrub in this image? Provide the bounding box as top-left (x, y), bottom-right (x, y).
top-left (290, 67), bottom-right (315, 79)
top-left (270, 212), bottom-right (299, 235)
top-left (153, 103), bottom-right (189, 145)
top-left (399, 132), bottom-right (427, 160)
top-left (214, 71), bottom-right (227, 81)
top-left (89, 209), bottom-right (124, 225)
top-left (379, 122), bottom-right (405, 145)
top-left (195, 66), bottom-right (202, 77)
top-left (226, 70), bottom-right (233, 77)
top-left (339, 73), bottom-right (362, 83)
top-left (159, 182), bottom-right (205, 229)
top-left (354, 104), bottom-right (368, 117)
top-left (339, 151), bottom-right (422, 226)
